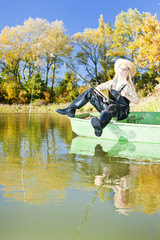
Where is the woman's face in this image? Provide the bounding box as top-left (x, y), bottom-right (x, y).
top-left (117, 64), bottom-right (129, 79)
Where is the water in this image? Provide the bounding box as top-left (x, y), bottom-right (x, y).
top-left (0, 113), bottom-right (160, 240)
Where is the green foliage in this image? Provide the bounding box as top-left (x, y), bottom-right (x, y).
top-left (55, 71), bottom-right (79, 103)
top-left (24, 74), bottom-right (45, 100)
top-left (135, 69), bottom-right (159, 97)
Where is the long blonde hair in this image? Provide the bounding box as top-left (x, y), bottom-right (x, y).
top-left (111, 69), bottom-right (136, 92)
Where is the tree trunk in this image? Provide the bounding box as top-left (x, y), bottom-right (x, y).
top-left (51, 66), bottom-right (55, 97)
top-left (45, 60), bottom-right (50, 87)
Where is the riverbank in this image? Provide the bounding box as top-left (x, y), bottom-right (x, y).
top-left (0, 103), bottom-right (94, 113)
top-left (0, 91), bottom-right (160, 113)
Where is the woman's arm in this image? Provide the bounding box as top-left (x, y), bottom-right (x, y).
top-left (122, 92), bottom-right (139, 104)
top-left (96, 85), bottom-right (103, 92)
top-left (96, 80), bottom-right (113, 92)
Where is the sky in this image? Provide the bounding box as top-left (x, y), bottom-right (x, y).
top-left (0, 0), bottom-right (160, 35)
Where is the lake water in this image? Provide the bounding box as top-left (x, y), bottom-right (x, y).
top-left (0, 113), bottom-right (160, 240)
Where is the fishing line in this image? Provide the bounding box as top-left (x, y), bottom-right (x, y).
top-left (21, 168), bottom-right (26, 202)
top-left (72, 183), bottom-right (105, 240)
top-left (21, 79), bottom-right (35, 203)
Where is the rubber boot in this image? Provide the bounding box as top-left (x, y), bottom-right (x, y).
top-left (91, 111), bottom-right (112, 137)
top-left (91, 105), bottom-right (117, 137)
top-left (56, 88), bottom-right (105, 117)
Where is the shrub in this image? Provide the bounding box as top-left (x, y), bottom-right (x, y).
top-left (18, 90), bottom-right (28, 104)
top-left (33, 99), bottom-right (48, 106)
top-left (43, 91), bottom-right (51, 102)
top-left (1, 82), bottom-right (21, 103)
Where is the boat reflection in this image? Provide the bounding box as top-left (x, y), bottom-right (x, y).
top-left (70, 136), bottom-right (160, 215)
top-left (70, 136), bottom-right (160, 161)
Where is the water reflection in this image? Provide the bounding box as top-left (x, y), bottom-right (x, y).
top-left (71, 138), bottom-right (160, 215)
top-left (0, 113), bottom-right (74, 205)
top-left (92, 144), bottom-right (160, 215)
top-left (0, 113), bottom-right (160, 217)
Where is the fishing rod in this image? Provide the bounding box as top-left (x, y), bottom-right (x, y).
top-left (58, 56), bottom-right (108, 101)
top-left (40, 44), bottom-right (108, 102)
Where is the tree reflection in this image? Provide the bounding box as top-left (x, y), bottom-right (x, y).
top-left (0, 113), bottom-right (160, 216)
top-left (0, 113), bottom-right (74, 204)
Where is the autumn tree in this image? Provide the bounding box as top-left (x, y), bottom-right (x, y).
top-left (22, 17), bottom-right (50, 82)
top-left (131, 13), bottom-right (160, 74)
top-left (0, 25), bottom-right (26, 83)
top-left (72, 15), bottom-right (115, 85)
top-left (41, 20), bottom-right (73, 95)
top-left (72, 28), bottom-right (100, 84)
top-left (110, 8), bottom-right (146, 60)
top-left (98, 14), bottom-right (115, 82)
top-left (0, 17), bottom-right (73, 102)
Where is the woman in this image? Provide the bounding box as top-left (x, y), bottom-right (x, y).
top-left (56, 59), bottom-right (139, 137)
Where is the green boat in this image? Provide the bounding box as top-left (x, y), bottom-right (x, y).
top-left (69, 112), bottom-right (160, 144)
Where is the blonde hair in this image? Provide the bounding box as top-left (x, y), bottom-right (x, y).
top-left (111, 68), bottom-right (136, 93)
top-left (128, 71), bottom-right (137, 92)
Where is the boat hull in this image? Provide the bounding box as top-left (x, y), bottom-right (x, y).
top-left (69, 112), bottom-right (160, 143)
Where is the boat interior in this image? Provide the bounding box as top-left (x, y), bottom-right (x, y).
top-left (75, 112), bottom-right (160, 125)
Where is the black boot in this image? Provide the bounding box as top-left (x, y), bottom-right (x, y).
top-left (91, 117), bottom-right (103, 137)
top-left (56, 88), bottom-right (105, 117)
top-left (91, 105), bottom-right (117, 137)
top-left (56, 89), bottom-right (92, 117)
top-left (91, 111), bottom-right (112, 137)
top-left (56, 107), bottom-right (76, 117)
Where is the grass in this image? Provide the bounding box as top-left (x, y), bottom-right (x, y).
top-left (130, 85), bottom-right (160, 112)
top-left (0, 103), bottom-right (57, 113)
top-left (130, 98), bottom-right (160, 112)
top-left (0, 88), bottom-right (160, 113)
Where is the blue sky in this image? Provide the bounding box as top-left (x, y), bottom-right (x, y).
top-left (0, 0), bottom-right (159, 35)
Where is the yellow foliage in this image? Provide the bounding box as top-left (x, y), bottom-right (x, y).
top-left (131, 13), bottom-right (160, 71)
top-left (2, 82), bottom-right (20, 102)
top-left (18, 90), bottom-right (28, 103)
top-left (43, 91), bottom-right (51, 101)
top-left (109, 8), bottom-right (145, 58)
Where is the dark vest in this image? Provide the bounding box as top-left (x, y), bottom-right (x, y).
top-left (109, 84), bottom-right (130, 120)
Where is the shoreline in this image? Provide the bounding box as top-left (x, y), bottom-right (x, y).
top-left (0, 95), bottom-right (160, 113)
top-left (0, 103), bottom-right (92, 114)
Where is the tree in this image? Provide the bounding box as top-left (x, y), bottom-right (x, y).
top-left (55, 71), bottom-right (79, 103)
top-left (72, 15), bottom-right (114, 85)
top-left (110, 9), bottom-right (146, 60)
top-left (131, 13), bottom-right (160, 73)
top-left (98, 15), bottom-right (115, 82)
top-left (0, 25), bottom-right (26, 83)
top-left (22, 17), bottom-right (50, 83)
top-left (41, 20), bottom-right (73, 94)
top-left (0, 17), bottom-right (73, 102)
top-left (72, 27), bottom-right (102, 85)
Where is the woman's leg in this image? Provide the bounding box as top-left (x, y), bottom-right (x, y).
top-left (91, 104), bottom-right (118, 137)
top-left (56, 88), bottom-right (106, 117)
